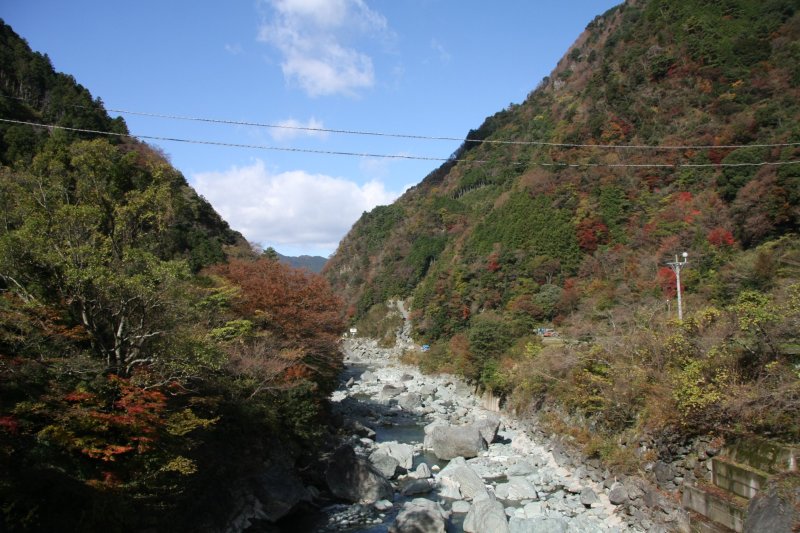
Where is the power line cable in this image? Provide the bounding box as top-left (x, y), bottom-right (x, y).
top-left (2, 117), bottom-right (799, 169)
top-left (3, 94), bottom-right (799, 151)
top-left (93, 107), bottom-right (800, 151)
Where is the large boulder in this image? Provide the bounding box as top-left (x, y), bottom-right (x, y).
top-left (580, 487), bottom-right (599, 507)
top-left (369, 450), bottom-right (400, 479)
top-left (437, 475), bottom-right (462, 499)
top-left (427, 424), bottom-right (487, 460)
top-left (608, 481), bottom-right (629, 505)
top-left (437, 457), bottom-right (487, 500)
top-left (389, 498), bottom-right (448, 533)
top-left (744, 478), bottom-right (800, 533)
top-left (463, 492), bottom-right (509, 533)
top-left (249, 463), bottom-right (311, 522)
top-left (409, 462), bottom-right (431, 479)
top-left (423, 421), bottom-right (447, 450)
top-left (472, 414), bottom-right (501, 445)
top-left (401, 478), bottom-right (434, 496)
top-left (398, 392), bottom-right (423, 411)
top-left (378, 441), bottom-right (414, 470)
top-left (345, 419), bottom-right (376, 439)
top-left (653, 461), bottom-right (675, 484)
top-left (325, 445), bottom-right (393, 503)
top-left (380, 384), bottom-right (406, 401)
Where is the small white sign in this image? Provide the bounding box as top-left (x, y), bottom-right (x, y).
top-left (349, 328), bottom-right (357, 334)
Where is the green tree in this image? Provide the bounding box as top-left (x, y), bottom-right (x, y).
top-left (0, 140), bottom-right (190, 376)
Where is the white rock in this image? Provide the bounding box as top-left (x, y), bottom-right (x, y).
top-left (374, 499), bottom-right (393, 512)
top-left (451, 500), bottom-right (471, 514)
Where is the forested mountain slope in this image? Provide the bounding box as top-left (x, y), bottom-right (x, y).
top-left (0, 21), bottom-right (247, 272)
top-left (0, 21), bottom-right (345, 531)
top-left (326, 0), bottom-right (800, 450)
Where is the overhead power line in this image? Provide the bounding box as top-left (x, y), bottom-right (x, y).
top-left (98, 107), bottom-right (800, 151)
top-left (2, 117), bottom-right (799, 169)
top-left (2, 94), bottom-right (799, 151)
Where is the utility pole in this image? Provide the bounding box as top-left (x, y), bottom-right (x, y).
top-left (666, 252), bottom-right (689, 321)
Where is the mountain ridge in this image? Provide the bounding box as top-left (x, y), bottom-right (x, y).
top-left (324, 0), bottom-right (800, 446)
top-left (277, 252), bottom-right (327, 273)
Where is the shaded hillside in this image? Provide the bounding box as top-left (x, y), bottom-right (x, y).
top-left (0, 21), bottom-right (345, 531)
top-left (326, 0), bottom-right (800, 447)
top-left (0, 20), bottom-right (246, 271)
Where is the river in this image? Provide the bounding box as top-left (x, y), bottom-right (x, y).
top-left (297, 310), bottom-right (644, 533)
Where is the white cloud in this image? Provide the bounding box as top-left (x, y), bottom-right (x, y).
top-left (258, 0), bottom-right (388, 97)
top-left (192, 159), bottom-right (401, 254)
top-left (270, 117), bottom-right (330, 141)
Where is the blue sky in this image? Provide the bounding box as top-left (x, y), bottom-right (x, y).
top-left (2, 0), bottom-right (620, 257)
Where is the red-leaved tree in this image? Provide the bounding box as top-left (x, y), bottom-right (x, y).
top-left (208, 258), bottom-right (345, 391)
top-left (707, 227), bottom-right (736, 248)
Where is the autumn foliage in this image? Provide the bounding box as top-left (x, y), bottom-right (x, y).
top-left (707, 227), bottom-right (735, 248)
top-left (656, 266), bottom-right (678, 299)
top-left (210, 258), bottom-right (344, 345)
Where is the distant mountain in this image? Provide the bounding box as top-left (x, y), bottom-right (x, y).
top-left (277, 252), bottom-right (327, 273)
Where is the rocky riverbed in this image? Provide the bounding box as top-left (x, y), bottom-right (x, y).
top-left (312, 320), bottom-right (674, 533)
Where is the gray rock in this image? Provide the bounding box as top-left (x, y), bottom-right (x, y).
top-left (419, 384), bottom-right (437, 397)
top-left (428, 425), bottom-right (487, 460)
top-left (438, 458), bottom-right (487, 500)
top-left (580, 487), bottom-right (598, 507)
top-left (463, 492), bottom-right (510, 533)
top-left (506, 459), bottom-right (535, 477)
top-left (374, 499), bottom-right (393, 512)
top-left (398, 392), bottom-right (422, 411)
top-left (522, 501), bottom-right (545, 517)
top-left (401, 373), bottom-right (416, 381)
top-left (472, 414), bottom-right (501, 445)
top-left (653, 461), bottom-right (675, 484)
top-left (402, 478), bottom-right (434, 496)
top-left (361, 370), bottom-right (376, 382)
top-left (346, 419), bottom-right (376, 439)
top-left (345, 377), bottom-right (355, 387)
top-left (623, 476), bottom-right (646, 500)
top-left (378, 441), bottom-right (414, 469)
top-left (389, 498), bottom-right (447, 533)
top-left (454, 381), bottom-right (473, 397)
top-left (409, 462), bottom-right (431, 479)
top-left (369, 450), bottom-right (400, 478)
top-left (380, 384), bottom-right (405, 401)
top-left (250, 463), bottom-right (311, 522)
top-left (608, 481), bottom-right (629, 505)
top-left (495, 477), bottom-right (539, 501)
top-left (451, 500), bottom-right (471, 514)
top-left (643, 487), bottom-right (666, 510)
top-left (325, 445), bottom-right (393, 503)
top-left (423, 420), bottom-right (447, 449)
top-left (744, 483), bottom-right (799, 533)
top-left (437, 475), bottom-right (462, 499)
top-left (435, 386), bottom-right (453, 402)
top-left (508, 515), bottom-right (568, 533)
